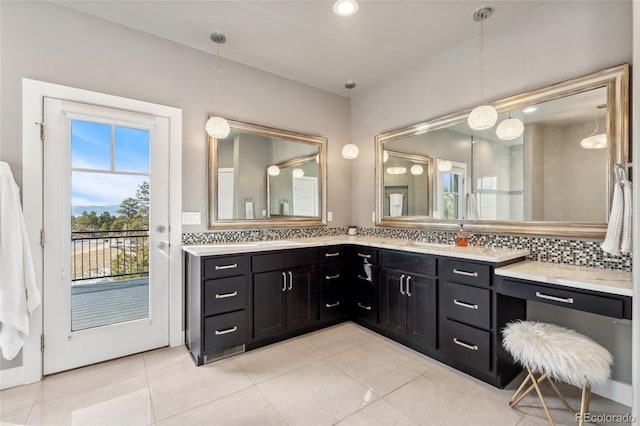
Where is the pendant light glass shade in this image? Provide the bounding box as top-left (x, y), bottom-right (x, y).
top-left (267, 165), bottom-right (280, 176)
top-left (468, 104), bottom-right (498, 131)
top-left (292, 168), bottom-right (305, 178)
top-left (438, 160), bottom-right (452, 172)
top-left (386, 167), bottom-right (406, 175)
top-left (383, 150), bottom-right (389, 163)
top-left (496, 117), bottom-right (524, 141)
top-left (206, 116), bottom-right (231, 138)
top-left (410, 164), bottom-right (424, 175)
top-left (580, 104), bottom-right (607, 149)
top-left (342, 143), bottom-right (359, 159)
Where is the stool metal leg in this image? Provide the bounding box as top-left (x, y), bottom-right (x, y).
top-left (547, 379), bottom-right (575, 414)
top-left (526, 367), bottom-right (556, 426)
top-left (578, 385), bottom-right (591, 426)
top-left (509, 372), bottom-right (549, 408)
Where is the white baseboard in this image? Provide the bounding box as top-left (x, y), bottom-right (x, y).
top-left (592, 378), bottom-right (632, 407)
top-left (0, 367), bottom-right (23, 390)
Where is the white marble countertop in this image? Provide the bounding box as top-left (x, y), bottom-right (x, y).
top-left (495, 260), bottom-right (632, 297)
top-left (182, 235), bottom-right (530, 263)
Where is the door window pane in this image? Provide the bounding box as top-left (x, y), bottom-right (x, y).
top-left (71, 120), bottom-right (111, 170)
top-left (115, 126), bottom-right (150, 173)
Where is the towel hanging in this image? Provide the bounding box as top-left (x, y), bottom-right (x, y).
top-left (602, 163), bottom-right (632, 255)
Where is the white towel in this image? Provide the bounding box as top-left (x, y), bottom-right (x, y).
top-left (466, 193), bottom-right (480, 220)
top-left (245, 201), bottom-right (254, 219)
top-left (601, 182), bottom-right (623, 256)
top-left (0, 162), bottom-right (41, 360)
top-left (389, 193), bottom-right (403, 217)
top-left (281, 201), bottom-right (290, 216)
top-left (621, 180), bottom-right (632, 253)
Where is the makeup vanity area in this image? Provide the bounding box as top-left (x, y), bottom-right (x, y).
top-left (184, 64), bottom-right (632, 396)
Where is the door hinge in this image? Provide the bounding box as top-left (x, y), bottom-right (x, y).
top-left (40, 335), bottom-right (45, 352)
top-left (40, 229), bottom-right (45, 247)
top-left (39, 123), bottom-right (45, 142)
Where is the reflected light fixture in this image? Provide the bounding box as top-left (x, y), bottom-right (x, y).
top-left (333, 0), bottom-right (359, 17)
top-left (523, 106), bottom-right (538, 113)
top-left (438, 160), bottom-right (452, 172)
top-left (467, 7), bottom-right (497, 131)
top-left (410, 165), bottom-right (424, 175)
top-left (580, 104), bottom-right (607, 149)
top-left (342, 81), bottom-right (359, 159)
top-left (205, 32), bottom-right (230, 139)
top-left (292, 168), bottom-right (305, 178)
top-left (496, 114), bottom-right (524, 141)
top-left (383, 150), bottom-right (389, 163)
top-left (267, 165), bottom-right (280, 176)
top-left (386, 167), bottom-right (407, 175)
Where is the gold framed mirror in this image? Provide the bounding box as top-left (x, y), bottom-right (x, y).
top-left (375, 64), bottom-right (629, 238)
top-left (209, 118), bottom-right (327, 229)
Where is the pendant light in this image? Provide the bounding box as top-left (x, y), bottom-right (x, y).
top-left (410, 164), bottom-right (424, 175)
top-left (580, 104), bottom-right (607, 149)
top-left (205, 32), bottom-right (231, 139)
top-left (342, 81), bottom-right (359, 159)
top-left (496, 113), bottom-right (524, 141)
top-left (467, 7), bottom-right (497, 131)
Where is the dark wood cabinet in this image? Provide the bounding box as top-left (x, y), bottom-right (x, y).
top-left (253, 270), bottom-right (287, 340)
top-left (318, 246), bottom-right (347, 322)
top-left (349, 246), bottom-right (379, 327)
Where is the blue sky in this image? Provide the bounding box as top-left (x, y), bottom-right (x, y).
top-left (71, 120), bottom-right (149, 207)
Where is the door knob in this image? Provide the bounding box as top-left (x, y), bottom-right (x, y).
top-left (156, 241), bottom-right (168, 250)
top-left (156, 225), bottom-right (166, 233)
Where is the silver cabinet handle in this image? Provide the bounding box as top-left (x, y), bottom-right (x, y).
top-left (215, 326), bottom-right (238, 335)
top-left (325, 252), bottom-right (340, 257)
top-left (453, 269), bottom-right (478, 277)
top-left (357, 274), bottom-right (371, 282)
top-left (453, 338), bottom-right (478, 351)
top-left (399, 274), bottom-right (406, 295)
top-left (357, 302), bottom-right (372, 311)
top-left (453, 299), bottom-right (478, 310)
top-left (357, 253), bottom-right (372, 259)
top-left (288, 271), bottom-right (293, 290)
top-left (325, 274), bottom-right (341, 280)
top-left (535, 292), bottom-right (574, 304)
top-left (215, 263), bottom-right (238, 270)
top-left (215, 291), bottom-right (238, 299)
top-left (282, 272), bottom-right (287, 291)
top-left (325, 301), bottom-right (341, 308)
top-left (406, 276), bottom-right (412, 296)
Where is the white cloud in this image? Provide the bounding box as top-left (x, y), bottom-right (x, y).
top-left (72, 172), bottom-right (148, 206)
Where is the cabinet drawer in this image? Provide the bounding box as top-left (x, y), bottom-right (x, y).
top-left (443, 259), bottom-right (491, 288)
top-left (380, 250), bottom-right (436, 276)
top-left (320, 288), bottom-right (345, 321)
top-left (353, 290), bottom-right (377, 324)
top-left (204, 310), bottom-right (248, 353)
top-left (252, 248), bottom-right (317, 273)
top-left (442, 282), bottom-right (491, 330)
top-left (352, 246), bottom-right (378, 265)
top-left (441, 319), bottom-right (491, 373)
top-left (204, 275), bottom-right (249, 316)
top-left (204, 255), bottom-right (248, 279)
top-left (319, 246), bottom-right (344, 263)
top-left (319, 263), bottom-right (344, 286)
top-left (353, 264), bottom-right (378, 291)
top-left (498, 279), bottom-right (625, 319)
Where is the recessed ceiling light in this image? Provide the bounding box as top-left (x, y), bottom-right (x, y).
top-left (333, 0), bottom-right (359, 17)
top-left (523, 106), bottom-right (538, 113)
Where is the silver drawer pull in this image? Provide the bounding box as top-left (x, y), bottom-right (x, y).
top-left (535, 292), bottom-right (574, 304)
top-left (453, 338), bottom-right (478, 351)
top-left (215, 263), bottom-right (238, 270)
top-left (357, 253), bottom-right (372, 259)
top-left (357, 274), bottom-right (371, 282)
top-left (215, 326), bottom-right (238, 335)
top-left (357, 302), bottom-right (372, 311)
top-left (325, 252), bottom-right (340, 257)
top-left (453, 299), bottom-right (479, 310)
top-left (325, 274), bottom-right (341, 280)
top-left (215, 291), bottom-right (238, 299)
top-left (325, 301), bottom-right (341, 308)
top-left (453, 269), bottom-right (478, 277)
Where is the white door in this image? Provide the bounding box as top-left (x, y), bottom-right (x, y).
top-left (42, 98), bottom-right (170, 374)
top-left (217, 168), bottom-right (234, 219)
top-left (292, 176), bottom-right (318, 216)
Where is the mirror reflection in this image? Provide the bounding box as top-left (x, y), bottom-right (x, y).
top-left (382, 151), bottom-right (433, 217)
top-left (209, 119), bottom-right (326, 228)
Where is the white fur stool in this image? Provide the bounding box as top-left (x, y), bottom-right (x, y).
top-left (502, 321), bottom-right (612, 426)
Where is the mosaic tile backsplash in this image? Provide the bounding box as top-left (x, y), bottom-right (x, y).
top-left (182, 227), bottom-right (632, 271)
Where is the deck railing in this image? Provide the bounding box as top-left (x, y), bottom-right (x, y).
top-left (71, 229), bottom-right (149, 282)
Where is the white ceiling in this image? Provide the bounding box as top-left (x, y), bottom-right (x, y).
top-left (53, 0), bottom-right (550, 97)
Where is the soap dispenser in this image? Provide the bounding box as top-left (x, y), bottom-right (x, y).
top-left (455, 224), bottom-right (468, 247)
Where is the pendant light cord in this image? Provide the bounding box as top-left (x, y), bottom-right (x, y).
top-left (216, 42), bottom-right (221, 112)
top-left (479, 19), bottom-right (485, 103)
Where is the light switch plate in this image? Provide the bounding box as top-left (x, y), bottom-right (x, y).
top-left (182, 212), bottom-right (201, 225)
top-left (328, 211), bottom-right (333, 221)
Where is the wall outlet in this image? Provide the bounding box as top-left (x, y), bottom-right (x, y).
top-left (327, 211), bottom-right (333, 221)
top-left (182, 212), bottom-right (201, 225)
top-left (372, 212), bottom-right (376, 222)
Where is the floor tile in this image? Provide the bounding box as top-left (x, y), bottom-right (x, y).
top-left (0, 382), bottom-right (41, 420)
top-left (299, 322), bottom-right (374, 358)
top-left (258, 360), bottom-right (377, 426)
top-left (147, 357), bottom-right (253, 421)
top-left (157, 386), bottom-right (286, 426)
top-left (383, 366), bottom-right (524, 426)
top-left (0, 406), bottom-right (32, 425)
top-left (327, 337), bottom-right (434, 396)
top-left (142, 345), bottom-right (191, 373)
top-left (232, 339), bottom-right (320, 384)
top-left (26, 375), bottom-right (153, 426)
top-left (336, 398), bottom-right (418, 426)
top-left (37, 354), bottom-right (146, 404)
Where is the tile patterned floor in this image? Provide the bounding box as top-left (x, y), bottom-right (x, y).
top-left (0, 322), bottom-right (631, 426)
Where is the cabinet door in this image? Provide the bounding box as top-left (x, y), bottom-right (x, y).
top-left (287, 265), bottom-right (318, 331)
top-left (380, 268), bottom-right (406, 336)
top-left (406, 273), bottom-right (437, 349)
top-left (253, 270), bottom-right (287, 340)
